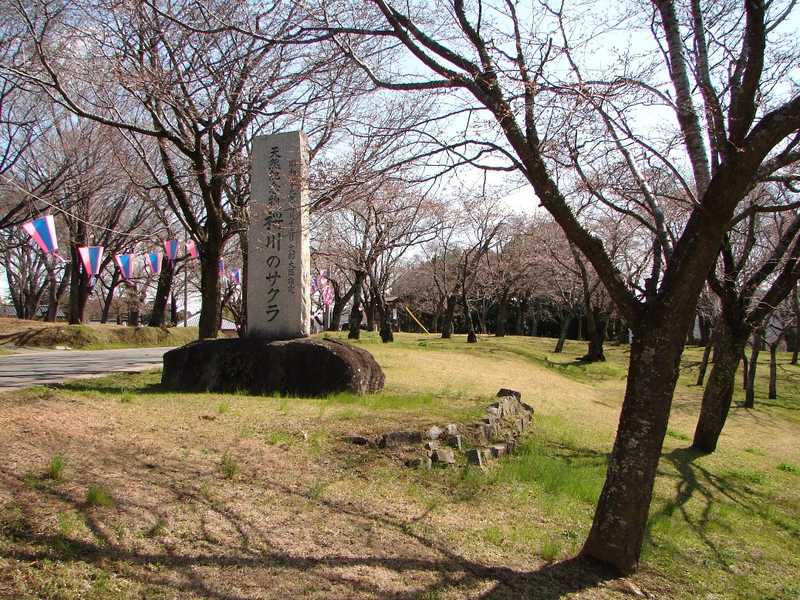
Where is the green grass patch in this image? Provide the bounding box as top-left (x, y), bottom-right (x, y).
top-left (85, 485), bottom-right (114, 507)
top-left (219, 452), bottom-right (239, 479)
top-left (47, 454), bottom-right (66, 481)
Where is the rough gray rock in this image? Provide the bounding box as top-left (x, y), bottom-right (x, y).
top-left (162, 337), bottom-right (384, 396)
top-left (447, 434), bottom-right (463, 450)
top-left (378, 431), bottom-right (423, 448)
top-left (446, 423), bottom-right (459, 436)
top-left (496, 388), bottom-right (521, 400)
top-left (345, 435), bottom-right (371, 446)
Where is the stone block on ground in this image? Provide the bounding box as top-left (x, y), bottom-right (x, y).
top-left (466, 448), bottom-right (484, 466)
top-left (379, 430), bottom-right (423, 448)
top-left (426, 425), bottom-right (444, 440)
top-left (446, 423), bottom-right (459, 436)
top-left (432, 448), bottom-right (455, 465)
top-left (490, 444), bottom-right (508, 458)
top-left (447, 434), bottom-right (462, 450)
top-left (162, 337), bottom-right (384, 397)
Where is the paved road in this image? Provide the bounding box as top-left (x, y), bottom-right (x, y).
top-left (0, 347), bottom-right (173, 390)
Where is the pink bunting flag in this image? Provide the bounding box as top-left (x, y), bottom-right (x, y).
top-left (164, 239), bottom-right (180, 262)
top-left (147, 251), bottom-right (162, 275)
top-left (21, 215), bottom-right (58, 254)
top-left (114, 254), bottom-right (136, 281)
top-left (78, 246), bottom-right (104, 276)
top-left (185, 239), bottom-right (199, 259)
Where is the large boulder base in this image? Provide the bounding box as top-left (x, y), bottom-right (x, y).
top-left (162, 337), bottom-right (384, 396)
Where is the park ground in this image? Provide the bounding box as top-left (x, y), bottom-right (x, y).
top-left (0, 333), bottom-right (798, 599)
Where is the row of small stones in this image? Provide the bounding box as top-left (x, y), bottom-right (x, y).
top-left (344, 388), bottom-right (534, 469)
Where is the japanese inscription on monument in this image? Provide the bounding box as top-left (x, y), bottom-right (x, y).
top-left (248, 131), bottom-right (310, 339)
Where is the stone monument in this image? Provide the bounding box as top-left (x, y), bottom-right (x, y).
top-left (248, 132), bottom-right (310, 340)
top-left (161, 131), bottom-right (384, 396)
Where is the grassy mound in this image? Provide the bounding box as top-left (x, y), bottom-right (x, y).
top-left (0, 317), bottom-right (200, 350)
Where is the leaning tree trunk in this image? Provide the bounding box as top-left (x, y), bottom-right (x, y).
top-left (149, 261), bottom-right (175, 327)
top-left (553, 314), bottom-right (571, 353)
top-left (745, 330), bottom-right (762, 408)
top-left (348, 271), bottom-right (366, 340)
top-left (769, 343), bottom-right (778, 400)
top-left (692, 324), bottom-right (748, 453)
top-left (496, 289), bottom-right (509, 337)
top-left (329, 279), bottom-right (355, 332)
top-left (440, 294), bottom-right (457, 339)
top-left (581, 322), bottom-right (687, 574)
top-left (100, 269), bottom-right (121, 324)
top-left (198, 242), bottom-right (222, 339)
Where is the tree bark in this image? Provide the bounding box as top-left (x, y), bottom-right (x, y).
top-left (581, 323), bottom-right (685, 574)
top-left (100, 270), bottom-right (121, 324)
top-left (46, 263), bottom-right (69, 322)
top-left (68, 245), bottom-right (91, 325)
top-left (692, 323), bottom-right (748, 452)
top-left (741, 351), bottom-right (749, 391)
top-left (554, 314), bottom-right (570, 353)
top-left (695, 320), bottom-right (719, 386)
top-left (149, 260), bottom-right (175, 327)
top-left (769, 343), bottom-right (778, 400)
top-left (440, 294), bottom-right (457, 339)
top-left (198, 243), bottom-right (221, 338)
top-left (330, 279), bottom-right (356, 331)
top-left (745, 330), bottom-right (762, 408)
top-left (496, 289), bottom-right (509, 337)
top-left (348, 271), bottom-right (366, 340)
top-left (463, 293), bottom-right (477, 343)
top-left (583, 305), bottom-right (607, 362)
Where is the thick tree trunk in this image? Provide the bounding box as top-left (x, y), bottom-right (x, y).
top-left (496, 289), bottom-right (509, 337)
top-left (477, 302), bottom-right (488, 335)
top-left (462, 293), bottom-right (477, 343)
top-left (581, 323), bottom-right (685, 574)
top-left (45, 263), bottom-right (69, 322)
top-left (329, 279), bottom-right (355, 331)
top-left (745, 331), bottom-right (762, 408)
top-left (698, 314), bottom-right (711, 347)
top-left (692, 325), bottom-right (748, 452)
top-left (695, 321), bottom-right (720, 386)
top-left (769, 344), bottom-right (778, 399)
top-left (554, 314), bottom-right (570, 353)
top-left (441, 294), bottom-right (457, 339)
top-left (741, 351), bottom-right (748, 390)
top-left (198, 244), bottom-right (221, 339)
top-left (100, 270), bottom-right (120, 324)
top-left (170, 293), bottom-right (178, 325)
top-left (68, 246), bottom-right (91, 325)
top-left (583, 306), bottom-right (606, 362)
top-left (348, 271), bottom-right (366, 340)
top-left (365, 295), bottom-right (376, 332)
top-left (149, 261), bottom-right (175, 327)
top-left (792, 288), bottom-right (800, 365)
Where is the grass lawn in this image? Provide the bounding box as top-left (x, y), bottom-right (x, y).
top-left (0, 318), bottom-right (201, 351)
top-left (0, 332), bottom-right (798, 599)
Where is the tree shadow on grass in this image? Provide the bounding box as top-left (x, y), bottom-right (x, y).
top-left (0, 438), bottom-right (618, 600)
top-left (652, 447), bottom-right (797, 571)
top-left (49, 373), bottom-right (166, 396)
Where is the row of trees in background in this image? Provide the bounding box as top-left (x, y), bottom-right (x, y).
top-left (2, 0), bottom-right (799, 577)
